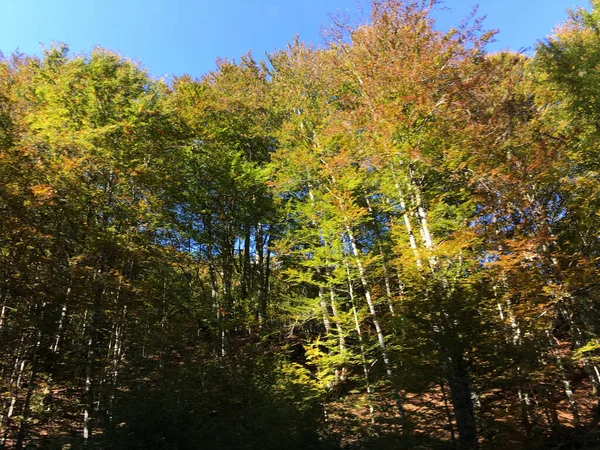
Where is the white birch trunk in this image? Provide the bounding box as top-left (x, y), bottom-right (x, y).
top-left (0, 304), bottom-right (6, 332)
top-left (346, 263), bottom-right (375, 424)
top-left (344, 222), bottom-right (405, 420)
top-left (390, 166), bottom-right (422, 267)
top-left (318, 286), bottom-right (331, 334)
top-left (329, 284), bottom-right (347, 382)
top-left (52, 303), bottom-right (68, 354)
top-left (1, 332), bottom-right (27, 445)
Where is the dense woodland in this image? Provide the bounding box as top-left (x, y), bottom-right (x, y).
top-left (1, 1), bottom-right (600, 448)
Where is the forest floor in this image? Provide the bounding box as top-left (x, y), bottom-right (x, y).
top-left (325, 378), bottom-right (600, 450)
top-left (3, 375), bottom-right (599, 449)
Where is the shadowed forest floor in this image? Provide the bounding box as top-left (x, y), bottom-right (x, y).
top-left (4, 377), bottom-right (599, 449)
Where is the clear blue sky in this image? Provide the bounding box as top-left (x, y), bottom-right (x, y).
top-left (0, 0), bottom-right (584, 79)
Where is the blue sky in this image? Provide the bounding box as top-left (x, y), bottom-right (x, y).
top-left (0, 0), bottom-right (583, 79)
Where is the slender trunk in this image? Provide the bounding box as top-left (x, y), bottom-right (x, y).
top-left (380, 253), bottom-right (396, 316)
top-left (390, 165), bottom-right (421, 267)
top-left (344, 223), bottom-right (405, 421)
top-left (516, 388), bottom-right (532, 435)
top-left (506, 300), bottom-right (536, 433)
top-left (546, 330), bottom-right (580, 427)
top-left (83, 331), bottom-right (94, 441)
top-left (328, 285), bottom-right (345, 354)
top-left (52, 302), bottom-right (68, 354)
top-left (495, 286), bottom-right (536, 432)
top-left (347, 263), bottom-right (375, 424)
top-left (109, 305), bottom-right (126, 426)
top-left (440, 380), bottom-right (457, 448)
top-left (0, 304), bottom-right (6, 332)
top-left (84, 276), bottom-right (103, 442)
top-left (264, 236), bottom-right (271, 311)
top-left (257, 224), bottom-right (268, 324)
top-left (1, 332), bottom-right (27, 446)
top-left (15, 330), bottom-right (42, 450)
top-left (318, 286), bottom-right (331, 334)
top-left (0, 286), bottom-right (8, 332)
top-left (2, 357), bottom-right (26, 446)
top-left (329, 284), bottom-right (347, 382)
top-left (52, 270), bottom-right (73, 353)
top-left (543, 388), bottom-right (561, 432)
top-left (412, 181), bottom-right (434, 251)
top-left (207, 238), bottom-right (224, 357)
top-left (559, 302), bottom-right (600, 394)
top-left (242, 224), bottom-right (251, 299)
top-left (317, 283), bottom-right (334, 391)
top-left (363, 194), bottom-right (396, 315)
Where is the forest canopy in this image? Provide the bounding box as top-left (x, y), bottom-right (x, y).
top-left (1, 1), bottom-right (600, 449)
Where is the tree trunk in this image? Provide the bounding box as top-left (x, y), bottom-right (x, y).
top-left (446, 354), bottom-right (478, 449)
top-left (329, 284), bottom-right (347, 382)
top-left (15, 330), bottom-right (42, 450)
top-left (344, 223), bottom-right (405, 421)
top-left (257, 224), bottom-right (268, 324)
top-left (440, 380), bottom-right (457, 448)
top-left (318, 285), bottom-right (331, 334)
top-left (559, 302), bottom-right (600, 394)
top-left (84, 276), bottom-right (103, 442)
top-left (347, 263), bottom-right (375, 424)
top-left (1, 333), bottom-right (27, 447)
top-left (546, 330), bottom-right (580, 427)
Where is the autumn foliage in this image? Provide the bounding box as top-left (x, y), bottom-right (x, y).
top-left (1, 1), bottom-right (600, 449)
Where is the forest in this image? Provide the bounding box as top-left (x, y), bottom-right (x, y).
top-left (1, 0), bottom-right (600, 448)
